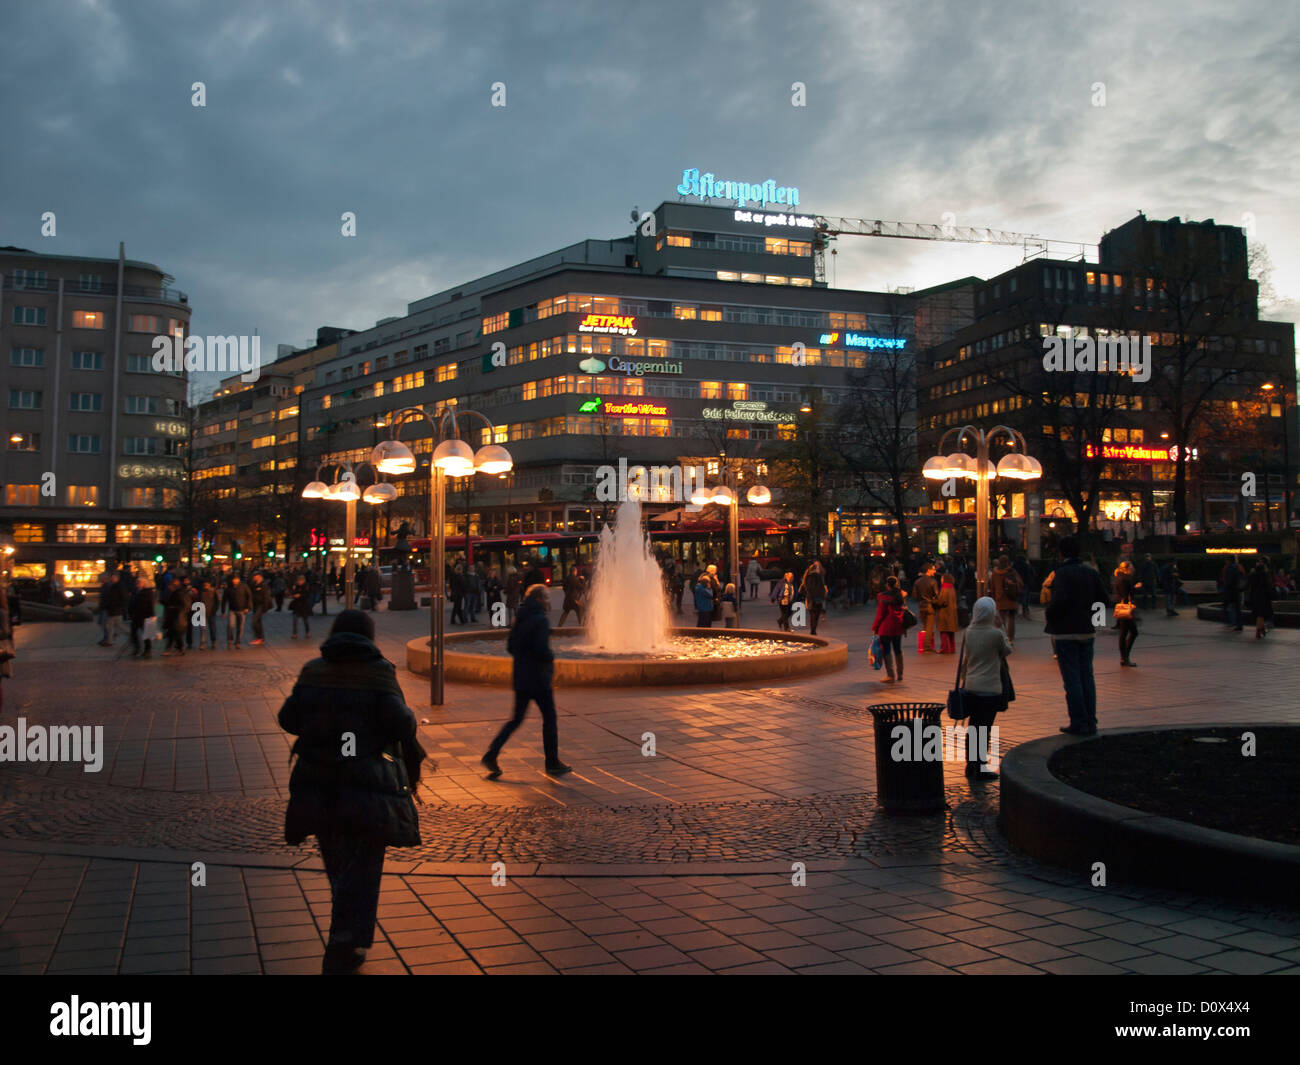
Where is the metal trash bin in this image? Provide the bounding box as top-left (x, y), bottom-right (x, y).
top-left (866, 702), bottom-right (947, 813)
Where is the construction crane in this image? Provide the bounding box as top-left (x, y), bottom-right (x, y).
top-left (812, 216), bottom-right (1094, 284)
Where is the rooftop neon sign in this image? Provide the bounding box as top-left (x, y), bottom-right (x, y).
top-left (819, 332), bottom-right (907, 350)
top-left (677, 168), bottom-right (800, 209)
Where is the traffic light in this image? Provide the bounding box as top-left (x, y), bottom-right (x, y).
top-left (154, 554), bottom-right (164, 564)
top-left (300, 551), bottom-right (309, 559)
top-left (266, 549), bottom-right (274, 559)
top-left (234, 550), bottom-right (242, 560)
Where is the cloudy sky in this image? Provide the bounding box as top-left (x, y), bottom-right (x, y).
top-left (3, 0), bottom-right (1297, 400)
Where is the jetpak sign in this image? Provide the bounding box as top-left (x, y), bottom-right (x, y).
top-left (703, 400), bottom-right (796, 423)
top-left (820, 331), bottom-right (908, 350)
top-left (677, 168), bottom-right (800, 209)
top-left (578, 314), bottom-right (638, 336)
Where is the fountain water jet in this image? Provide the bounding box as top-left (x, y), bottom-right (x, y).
top-left (582, 499), bottom-right (671, 653)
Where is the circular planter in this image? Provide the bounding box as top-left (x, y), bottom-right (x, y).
top-left (999, 724), bottom-right (1300, 901)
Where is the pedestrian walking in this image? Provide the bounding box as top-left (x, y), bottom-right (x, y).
top-left (990, 555), bottom-right (1021, 643)
top-left (1113, 560), bottom-right (1140, 667)
top-left (197, 579), bottom-right (218, 649)
top-left (952, 596), bottom-right (1012, 779)
top-left (703, 564), bottom-right (723, 625)
top-left (871, 575), bottom-right (908, 683)
top-left (671, 566), bottom-right (685, 615)
top-left (462, 564), bottom-right (481, 623)
top-left (912, 565), bottom-right (938, 653)
top-left (694, 576), bottom-right (715, 627)
top-left (162, 576), bottom-right (191, 657)
top-left (129, 576), bottom-right (157, 659)
top-left (278, 609), bottom-right (423, 974)
top-left (1013, 554), bottom-right (1034, 618)
top-left (558, 570), bottom-right (586, 627)
top-left (771, 571), bottom-right (796, 631)
top-left (746, 558), bottom-right (761, 600)
top-left (249, 572), bottom-right (272, 645)
top-left (100, 570), bottom-right (126, 647)
top-left (935, 571), bottom-right (958, 653)
top-left (1137, 554), bottom-right (1159, 611)
top-left (272, 572), bottom-right (287, 612)
top-left (504, 567), bottom-right (521, 613)
top-left (721, 583), bottom-right (738, 628)
top-left (799, 561), bottom-right (827, 636)
top-left (1045, 536), bottom-right (1109, 735)
top-left (224, 573), bottom-right (252, 648)
top-left (481, 585), bottom-right (570, 778)
top-left (1247, 559), bottom-right (1274, 639)
top-left (1159, 560), bottom-right (1181, 616)
top-left (449, 565), bottom-right (467, 625)
top-left (290, 575), bottom-right (313, 638)
top-left (362, 565), bottom-right (382, 612)
top-left (1220, 555), bottom-right (1245, 631)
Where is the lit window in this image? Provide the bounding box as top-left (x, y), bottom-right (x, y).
top-left (72, 310), bottom-right (104, 329)
top-left (715, 271), bottom-right (739, 282)
top-left (673, 304), bottom-right (698, 320)
top-left (13, 523), bottom-right (44, 542)
top-left (65, 485), bottom-right (100, 506)
top-left (57, 523), bottom-right (106, 543)
top-left (700, 381), bottom-right (723, 400)
top-left (128, 314), bottom-right (162, 333)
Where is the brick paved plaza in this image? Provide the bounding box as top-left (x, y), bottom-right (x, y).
top-left (1, 598), bottom-right (1297, 976)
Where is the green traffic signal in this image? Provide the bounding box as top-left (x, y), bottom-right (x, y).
top-left (234, 551), bottom-right (242, 560)
top-left (154, 554), bottom-right (164, 563)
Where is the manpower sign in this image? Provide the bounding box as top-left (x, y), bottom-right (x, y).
top-left (676, 168), bottom-right (800, 209)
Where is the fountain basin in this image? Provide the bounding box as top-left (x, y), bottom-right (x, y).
top-left (407, 627), bottom-right (847, 687)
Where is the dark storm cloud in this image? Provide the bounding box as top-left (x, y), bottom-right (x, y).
top-left (1, 0), bottom-right (1295, 398)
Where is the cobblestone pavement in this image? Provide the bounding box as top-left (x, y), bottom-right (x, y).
top-left (2, 598), bottom-right (1297, 974)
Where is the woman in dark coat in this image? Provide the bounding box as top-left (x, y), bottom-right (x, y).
top-left (289, 575), bottom-right (313, 638)
top-left (1247, 560), bottom-right (1274, 639)
top-left (1114, 560), bottom-right (1140, 666)
top-left (278, 610), bottom-right (422, 974)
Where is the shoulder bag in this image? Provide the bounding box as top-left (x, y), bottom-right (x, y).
top-left (946, 636), bottom-right (968, 720)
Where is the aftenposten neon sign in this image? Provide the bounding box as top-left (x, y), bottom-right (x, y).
top-left (677, 168), bottom-right (800, 209)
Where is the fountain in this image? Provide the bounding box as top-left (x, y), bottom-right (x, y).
top-left (406, 500), bottom-right (847, 686)
top-left (582, 500), bottom-right (671, 653)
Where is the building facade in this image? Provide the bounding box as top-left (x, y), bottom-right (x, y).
top-left (916, 214), bottom-right (1297, 551)
top-left (0, 245), bottom-right (191, 586)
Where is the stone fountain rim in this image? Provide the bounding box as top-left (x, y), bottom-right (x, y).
top-left (406, 627), bottom-right (848, 687)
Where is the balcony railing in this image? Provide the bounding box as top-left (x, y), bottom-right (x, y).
top-left (2, 277), bottom-right (188, 304)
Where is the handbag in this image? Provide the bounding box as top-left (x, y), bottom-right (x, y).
top-left (869, 635), bottom-right (884, 670)
top-left (901, 606), bottom-right (917, 630)
top-left (1114, 601), bottom-right (1136, 620)
top-left (141, 616), bottom-right (159, 642)
top-left (946, 636), bottom-right (968, 719)
top-left (1000, 659), bottom-right (1015, 708)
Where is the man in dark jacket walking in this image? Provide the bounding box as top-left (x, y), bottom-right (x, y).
top-left (249, 572), bottom-right (272, 645)
top-left (224, 574), bottom-right (253, 648)
top-left (278, 610), bottom-right (421, 974)
top-left (129, 576), bottom-right (156, 658)
top-left (100, 571), bottom-right (126, 646)
top-left (1045, 536), bottom-right (1110, 735)
top-left (482, 585), bottom-right (570, 778)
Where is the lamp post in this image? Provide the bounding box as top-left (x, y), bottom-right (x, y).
top-left (301, 459), bottom-right (393, 610)
top-left (690, 454), bottom-right (770, 624)
top-left (1261, 383), bottom-right (1292, 532)
top-left (371, 406), bottom-right (511, 707)
top-left (923, 425), bottom-right (1041, 600)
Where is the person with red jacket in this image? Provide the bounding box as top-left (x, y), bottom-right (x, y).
top-left (871, 576), bottom-right (909, 683)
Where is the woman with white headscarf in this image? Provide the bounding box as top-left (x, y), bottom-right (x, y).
top-left (956, 596), bottom-right (1012, 779)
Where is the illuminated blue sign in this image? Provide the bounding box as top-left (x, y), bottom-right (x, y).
top-left (819, 331), bottom-right (907, 350)
top-left (677, 168), bottom-right (799, 209)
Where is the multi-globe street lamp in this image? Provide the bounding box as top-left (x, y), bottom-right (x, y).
top-left (689, 455), bottom-right (770, 624)
top-left (923, 425), bottom-right (1041, 600)
top-left (301, 460), bottom-right (395, 609)
top-left (370, 406), bottom-right (511, 707)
